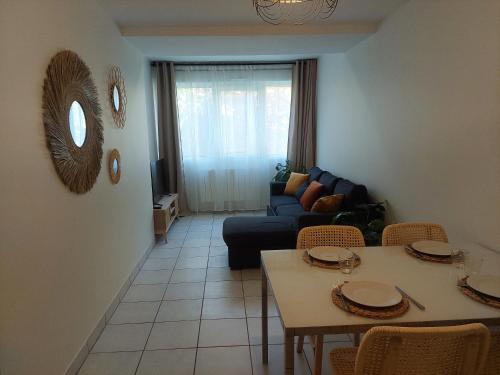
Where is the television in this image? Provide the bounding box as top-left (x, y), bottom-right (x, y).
top-left (150, 159), bottom-right (167, 205)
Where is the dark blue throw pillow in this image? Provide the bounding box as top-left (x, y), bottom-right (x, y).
top-left (295, 181), bottom-right (309, 200)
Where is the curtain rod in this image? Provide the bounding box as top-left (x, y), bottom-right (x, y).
top-left (150, 60), bottom-right (301, 67)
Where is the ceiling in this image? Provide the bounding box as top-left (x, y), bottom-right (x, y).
top-left (100, 0), bottom-right (409, 59)
top-left (102, 0), bottom-right (407, 27)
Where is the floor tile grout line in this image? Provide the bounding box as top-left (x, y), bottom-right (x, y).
top-left (80, 238), bottom-right (172, 371)
top-left (132, 235), bottom-right (183, 375)
top-left (192, 220), bottom-right (211, 375)
top-left (91, 342), bottom-right (290, 356)
top-left (192, 250), bottom-right (209, 375)
top-left (242, 274), bottom-right (256, 375)
top-left (79, 213), bottom-right (264, 374)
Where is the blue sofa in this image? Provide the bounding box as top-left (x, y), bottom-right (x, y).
top-left (222, 167), bottom-right (370, 269)
top-left (267, 167), bottom-right (369, 229)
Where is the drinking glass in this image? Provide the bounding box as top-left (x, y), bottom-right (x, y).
top-left (450, 248), bottom-right (466, 281)
top-left (339, 253), bottom-right (354, 274)
top-left (465, 252), bottom-right (483, 277)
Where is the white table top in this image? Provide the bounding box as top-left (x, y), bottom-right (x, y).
top-left (261, 246), bottom-right (500, 333)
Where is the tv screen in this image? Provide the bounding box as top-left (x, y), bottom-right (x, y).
top-left (150, 159), bottom-right (167, 204)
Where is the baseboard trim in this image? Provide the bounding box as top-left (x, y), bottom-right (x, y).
top-left (65, 238), bottom-right (156, 375)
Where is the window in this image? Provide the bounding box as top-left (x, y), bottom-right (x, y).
top-left (175, 64), bottom-right (293, 211)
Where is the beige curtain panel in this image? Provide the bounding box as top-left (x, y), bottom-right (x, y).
top-left (154, 62), bottom-right (189, 214)
top-left (287, 59), bottom-right (318, 171)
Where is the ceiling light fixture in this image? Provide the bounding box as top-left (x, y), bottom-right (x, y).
top-left (253, 0), bottom-right (339, 25)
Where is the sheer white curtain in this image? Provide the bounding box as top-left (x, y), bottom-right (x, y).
top-left (175, 64), bottom-right (292, 212)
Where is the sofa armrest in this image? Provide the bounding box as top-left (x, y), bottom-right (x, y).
top-left (296, 212), bottom-right (335, 230)
top-left (270, 181), bottom-right (287, 196)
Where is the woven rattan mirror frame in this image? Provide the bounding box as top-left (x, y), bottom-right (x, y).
top-left (42, 50), bottom-right (103, 194)
top-left (108, 66), bottom-right (127, 128)
top-left (108, 148), bottom-right (121, 184)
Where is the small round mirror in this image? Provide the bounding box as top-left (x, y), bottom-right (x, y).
top-left (69, 101), bottom-right (86, 147)
top-left (108, 149), bottom-right (121, 184)
top-left (112, 86), bottom-right (120, 112)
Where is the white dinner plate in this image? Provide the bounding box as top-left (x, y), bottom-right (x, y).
top-left (411, 240), bottom-right (453, 257)
top-left (467, 275), bottom-right (500, 299)
top-left (341, 281), bottom-right (402, 308)
top-left (307, 246), bottom-right (353, 263)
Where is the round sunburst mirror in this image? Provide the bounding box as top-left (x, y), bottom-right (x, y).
top-left (108, 66), bottom-right (126, 128)
top-left (108, 149), bottom-right (121, 184)
top-left (42, 50), bottom-right (103, 194)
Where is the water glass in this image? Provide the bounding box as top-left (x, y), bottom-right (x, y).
top-left (451, 249), bottom-right (483, 279)
top-left (450, 249), bottom-right (466, 280)
top-left (339, 254), bottom-right (354, 274)
top-left (465, 253), bottom-right (483, 277)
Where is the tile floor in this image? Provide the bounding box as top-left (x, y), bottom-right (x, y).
top-left (79, 212), bottom-right (354, 375)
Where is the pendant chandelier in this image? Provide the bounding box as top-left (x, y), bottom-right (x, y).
top-left (253, 0), bottom-right (339, 25)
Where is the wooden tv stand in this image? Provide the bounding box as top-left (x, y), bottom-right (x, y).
top-left (153, 194), bottom-right (179, 241)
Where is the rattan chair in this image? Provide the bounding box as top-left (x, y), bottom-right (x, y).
top-left (482, 329), bottom-right (500, 375)
top-left (329, 324), bottom-right (491, 375)
top-left (297, 225), bottom-right (365, 250)
top-left (296, 225), bottom-right (365, 375)
top-left (381, 222), bottom-right (448, 246)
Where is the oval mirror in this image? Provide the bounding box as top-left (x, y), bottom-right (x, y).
top-left (108, 149), bottom-right (121, 184)
top-left (69, 101), bottom-right (86, 147)
top-left (108, 66), bottom-right (126, 128)
top-left (112, 85), bottom-right (120, 112)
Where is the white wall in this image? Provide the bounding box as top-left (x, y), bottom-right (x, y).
top-left (317, 0), bottom-right (500, 250)
top-left (0, 1), bottom-right (155, 374)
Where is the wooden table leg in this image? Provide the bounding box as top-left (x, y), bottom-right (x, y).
top-left (284, 328), bottom-right (294, 375)
top-left (313, 335), bottom-right (323, 375)
top-left (261, 267), bottom-right (268, 364)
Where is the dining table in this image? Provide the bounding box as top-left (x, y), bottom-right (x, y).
top-left (260, 245), bottom-right (500, 375)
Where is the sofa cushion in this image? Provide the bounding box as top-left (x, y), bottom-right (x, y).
top-left (270, 181), bottom-right (287, 196)
top-left (270, 195), bottom-right (299, 211)
top-left (294, 181), bottom-right (309, 200)
top-left (311, 194), bottom-right (344, 213)
top-left (308, 167), bottom-right (323, 183)
top-left (223, 216), bottom-right (297, 268)
top-left (284, 172), bottom-right (309, 195)
top-left (318, 172), bottom-right (341, 195)
top-left (300, 181), bottom-right (324, 211)
top-left (223, 216), bottom-right (296, 246)
top-left (276, 203), bottom-right (307, 217)
top-left (333, 179), bottom-right (368, 208)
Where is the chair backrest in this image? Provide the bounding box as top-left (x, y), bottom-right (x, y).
top-left (382, 222), bottom-right (448, 246)
top-left (296, 225), bottom-right (365, 249)
top-left (481, 329), bottom-right (500, 375)
top-left (354, 324), bottom-right (491, 375)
